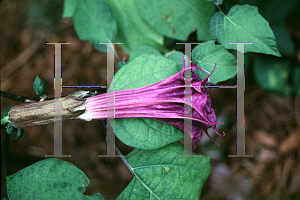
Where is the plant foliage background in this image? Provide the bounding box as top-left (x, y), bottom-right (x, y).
top-left (1, 0), bottom-right (300, 199)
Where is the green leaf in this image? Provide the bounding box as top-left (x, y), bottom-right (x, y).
top-left (192, 40), bottom-right (237, 83)
top-left (129, 45), bottom-right (162, 62)
top-left (254, 55), bottom-right (293, 96)
top-left (237, 0), bottom-right (296, 56)
top-left (166, 51), bottom-right (184, 72)
top-left (106, 0), bottom-right (166, 54)
top-left (135, 0), bottom-right (215, 41)
top-left (6, 158), bottom-right (104, 200)
top-left (73, 0), bottom-right (117, 52)
top-left (210, 4), bottom-right (281, 57)
top-left (6, 123), bottom-right (24, 140)
top-left (33, 76), bottom-right (46, 98)
top-left (117, 57), bottom-right (127, 68)
top-left (109, 54), bottom-right (184, 150)
top-left (117, 142), bottom-right (211, 199)
top-left (62, 0), bottom-right (77, 18)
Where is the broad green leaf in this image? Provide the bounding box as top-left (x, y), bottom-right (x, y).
top-left (210, 4), bottom-right (281, 57)
top-left (192, 40), bottom-right (237, 83)
top-left (254, 55), bottom-right (293, 96)
top-left (110, 54), bottom-right (184, 150)
top-left (106, 0), bottom-right (166, 54)
top-left (129, 45), bottom-right (162, 62)
top-left (6, 158), bottom-right (104, 200)
top-left (117, 142), bottom-right (211, 199)
top-left (62, 0), bottom-right (77, 18)
top-left (237, 0), bottom-right (296, 56)
top-left (73, 0), bottom-right (117, 52)
top-left (166, 51), bottom-right (184, 72)
top-left (135, 0), bottom-right (215, 41)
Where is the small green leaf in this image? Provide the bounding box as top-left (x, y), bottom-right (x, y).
top-left (254, 55), bottom-right (293, 96)
top-left (117, 142), bottom-right (211, 199)
top-left (166, 51), bottom-right (184, 72)
top-left (73, 0), bottom-right (117, 52)
top-left (192, 40), bottom-right (237, 83)
top-left (6, 158), bottom-right (104, 200)
top-left (117, 57), bottom-right (127, 68)
top-left (33, 76), bottom-right (46, 98)
top-left (136, 0), bottom-right (215, 41)
top-left (6, 123), bottom-right (24, 140)
top-left (110, 54), bottom-right (184, 150)
top-left (62, 0), bottom-right (77, 18)
top-left (1, 116), bottom-right (9, 126)
top-left (106, 0), bottom-right (166, 54)
top-left (210, 4), bottom-right (281, 57)
top-left (129, 45), bottom-right (162, 62)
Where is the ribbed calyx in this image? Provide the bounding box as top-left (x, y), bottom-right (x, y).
top-left (7, 92), bottom-right (87, 129)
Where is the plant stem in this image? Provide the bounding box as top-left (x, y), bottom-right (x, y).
top-left (2, 132), bottom-right (11, 200)
top-left (216, 4), bottom-right (226, 16)
top-left (0, 90), bottom-right (38, 102)
top-left (100, 120), bottom-right (134, 174)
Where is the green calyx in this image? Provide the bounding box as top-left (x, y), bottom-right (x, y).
top-left (1, 116), bottom-right (10, 125)
top-left (6, 123), bottom-right (24, 140)
top-left (2, 116), bottom-right (24, 140)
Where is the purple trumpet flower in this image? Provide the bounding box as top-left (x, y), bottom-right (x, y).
top-left (76, 64), bottom-right (223, 150)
